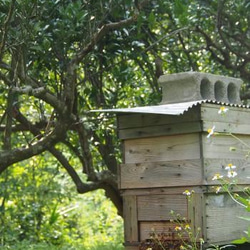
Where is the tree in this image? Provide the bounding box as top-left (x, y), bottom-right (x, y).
top-left (0, 0), bottom-right (249, 218)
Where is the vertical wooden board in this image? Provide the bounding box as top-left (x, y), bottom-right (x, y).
top-left (204, 158), bottom-right (250, 185)
top-left (188, 193), bottom-right (206, 241)
top-left (120, 160), bottom-right (203, 189)
top-left (124, 133), bottom-right (201, 164)
top-left (202, 134), bottom-right (250, 159)
top-left (117, 162), bottom-right (121, 190)
top-left (137, 194), bottom-right (188, 221)
top-left (123, 196), bottom-right (139, 242)
top-left (205, 193), bottom-right (249, 244)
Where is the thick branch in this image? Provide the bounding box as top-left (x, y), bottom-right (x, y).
top-left (0, 62), bottom-right (67, 116)
top-left (71, 15), bottom-right (137, 65)
top-left (2, 89), bottom-right (14, 150)
top-left (49, 146), bottom-right (102, 193)
top-left (0, 71), bottom-right (11, 85)
top-left (196, 26), bottom-right (237, 69)
top-left (0, 0), bottom-right (16, 60)
top-left (75, 123), bottom-right (95, 178)
top-left (0, 123), bottom-right (65, 174)
top-left (19, 77), bottom-right (67, 116)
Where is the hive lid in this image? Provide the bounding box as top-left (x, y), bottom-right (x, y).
top-left (91, 100), bottom-right (249, 116)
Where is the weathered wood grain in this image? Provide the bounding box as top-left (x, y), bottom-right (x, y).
top-left (204, 158), bottom-right (250, 185)
top-left (124, 134), bottom-right (201, 164)
top-left (203, 121), bottom-right (250, 135)
top-left (201, 103), bottom-right (250, 134)
top-left (205, 193), bottom-right (249, 244)
top-left (188, 193), bottom-right (205, 240)
top-left (119, 121), bottom-right (202, 139)
top-left (201, 104), bottom-right (250, 124)
top-left (118, 106), bottom-right (200, 129)
top-left (137, 194), bottom-right (187, 221)
top-left (120, 159), bottom-right (203, 189)
top-left (123, 243), bottom-right (139, 250)
top-left (121, 186), bottom-right (204, 197)
top-left (123, 196), bottom-right (138, 242)
top-left (124, 247), bottom-right (138, 250)
top-left (202, 134), bottom-right (250, 159)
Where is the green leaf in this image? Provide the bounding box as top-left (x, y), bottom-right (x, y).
top-left (148, 12), bottom-right (156, 29)
top-left (232, 237), bottom-right (248, 244)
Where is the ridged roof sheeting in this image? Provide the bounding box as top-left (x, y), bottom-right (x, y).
top-left (91, 100), bottom-right (249, 116)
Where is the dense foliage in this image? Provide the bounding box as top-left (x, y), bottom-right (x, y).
top-left (0, 0), bottom-right (249, 247)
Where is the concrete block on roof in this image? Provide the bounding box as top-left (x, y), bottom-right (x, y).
top-left (158, 72), bottom-right (243, 104)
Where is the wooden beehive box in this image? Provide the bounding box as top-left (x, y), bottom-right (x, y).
top-left (96, 72), bottom-right (250, 249)
top-left (118, 103), bottom-right (250, 249)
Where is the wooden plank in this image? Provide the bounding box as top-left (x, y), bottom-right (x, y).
top-left (123, 196), bottom-right (139, 242)
top-left (124, 246), bottom-right (139, 250)
top-left (121, 186), bottom-right (204, 196)
top-left (137, 194), bottom-right (187, 221)
top-left (117, 159), bottom-right (121, 189)
top-left (119, 121), bottom-right (202, 139)
top-left (118, 106), bottom-right (201, 129)
top-left (201, 103), bottom-right (250, 125)
top-left (139, 221), bottom-right (189, 241)
top-left (205, 193), bottom-right (249, 244)
top-left (204, 158), bottom-right (250, 185)
top-left (120, 159), bottom-right (203, 189)
top-left (202, 134), bottom-right (250, 159)
top-left (188, 193), bottom-right (206, 241)
top-left (124, 133), bottom-right (201, 164)
top-left (203, 120), bottom-right (250, 135)
top-left (201, 103), bottom-right (250, 134)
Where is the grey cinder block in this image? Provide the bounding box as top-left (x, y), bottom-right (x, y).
top-left (158, 72), bottom-right (243, 104)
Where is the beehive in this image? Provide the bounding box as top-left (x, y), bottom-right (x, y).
top-left (97, 72), bottom-right (250, 249)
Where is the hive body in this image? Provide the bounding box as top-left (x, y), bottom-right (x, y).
top-left (118, 103), bottom-right (250, 249)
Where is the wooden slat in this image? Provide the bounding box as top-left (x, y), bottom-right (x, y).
top-left (137, 194), bottom-right (187, 221)
top-left (119, 121), bottom-right (202, 139)
top-left (205, 193), bottom-right (249, 244)
top-left (124, 134), bottom-right (201, 164)
top-left (202, 134), bottom-right (250, 159)
top-left (201, 104), bottom-right (250, 125)
top-left (204, 158), bottom-right (250, 185)
top-left (203, 121), bottom-right (250, 135)
top-left (123, 196), bottom-right (138, 242)
top-left (120, 159), bottom-right (203, 189)
top-left (121, 186), bottom-right (204, 196)
top-left (118, 106), bottom-right (200, 129)
top-left (124, 246), bottom-right (139, 250)
top-left (201, 104), bottom-right (250, 134)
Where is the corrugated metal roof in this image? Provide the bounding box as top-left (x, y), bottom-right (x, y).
top-left (91, 100), bottom-right (249, 116)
